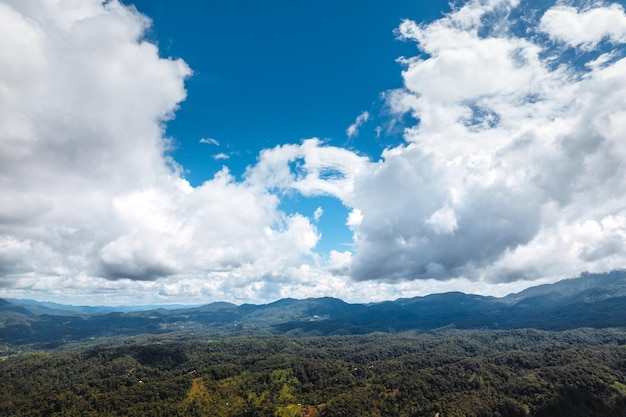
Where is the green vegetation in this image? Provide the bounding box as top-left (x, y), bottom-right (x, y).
top-left (1, 329), bottom-right (626, 416)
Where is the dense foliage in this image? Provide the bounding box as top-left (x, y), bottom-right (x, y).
top-left (2, 329), bottom-right (626, 416)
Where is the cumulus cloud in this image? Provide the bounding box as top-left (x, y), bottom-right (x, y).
top-left (539, 3), bottom-right (626, 50)
top-left (346, 0), bottom-right (626, 284)
top-left (3, 0), bottom-right (626, 305)
top-left (0, 0), bottom-right (323, 303)
top-left (246, 138), bottom-right (368, 203)
top-left (346, 111), bottom-right (370, 138)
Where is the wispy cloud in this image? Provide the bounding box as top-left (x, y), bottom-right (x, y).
top-left (346, 111), bottom-right (370, 138)
top-left (212, 153), bottom-right (230, 160)
top-left (199, 137), bottom-right (220, 145)
top-left (314, 207), bottom-right (323, 221)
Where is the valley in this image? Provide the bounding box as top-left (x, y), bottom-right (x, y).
top-left (2, 271), bottom-right (626, 416)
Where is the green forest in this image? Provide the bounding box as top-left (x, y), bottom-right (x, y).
top-left (2, 328), bottom-right (626, 416)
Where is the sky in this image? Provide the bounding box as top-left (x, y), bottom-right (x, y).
top-left (2, 0), bottom-right (626, 306)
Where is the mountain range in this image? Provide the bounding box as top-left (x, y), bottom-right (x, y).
top-left (2, 270), bottom-right (626, 348)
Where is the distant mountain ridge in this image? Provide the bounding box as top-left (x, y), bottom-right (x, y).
top-left (1, 270), bottom-right (626, 347)
top-left (502, 271), bottom-right (626, 304)
top-left (4, 299), bottom-right (206, 315)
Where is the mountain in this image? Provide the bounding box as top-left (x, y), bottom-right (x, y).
top-left (1, 270), bottom-right (626, 347)
top-left (0, 298), bottom-right (34, 316)
top-left (4, 299), bottom-right (206, 315)
top-left (502, 270), bottom-right (626, 305)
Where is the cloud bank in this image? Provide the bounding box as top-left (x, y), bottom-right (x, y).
top-left (348, 0), bottom-right (626, 284)
top-left (0, 0), bottom-right (322, 303)
top-left (2, 0), bottom-right (626, 304)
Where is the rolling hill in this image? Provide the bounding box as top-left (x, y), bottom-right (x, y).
top-left (1, 270), bottom-right (626, 347)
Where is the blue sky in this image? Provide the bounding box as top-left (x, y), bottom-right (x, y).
top-left (2, 0), bottom-right (626, 305)
top-left (129, 0), bottom-right (451, 254)
top-left (135, 0), bottom-right (447, 178)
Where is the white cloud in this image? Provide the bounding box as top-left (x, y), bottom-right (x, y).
top-left (1, 0), bottom-right (192, 285)
top-left (539, 3), bottom-right (626, 50)
top-left (346, 0), bottom-right (626, 285)
top-left (200, 137), bottom-right (220, 145)
top-left (346, 110), bottom-right (370, 138)
top-left (3, 0), bottom-right (626, 306)
top-left (212, 152), bottom-right (230, 160)
top-left (313, 207), bottom-right (323, 221)
top-left (326, 250), bottom-right (352, 276)
top-left (0, 0), bottom-right (324, 304)
top-left (346, 208), bottom-right (363, 229)
top-left (425, 205), bottom-right (458, 236)
top-left (246, 138), bottom-right (369, 203)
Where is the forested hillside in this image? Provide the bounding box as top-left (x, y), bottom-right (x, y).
top-left (2, 273), bottom-right (626, 416)
top-left (1, 329), bottom-right (626, 416)
top-left (3, 271), bottom-right (626, 348)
